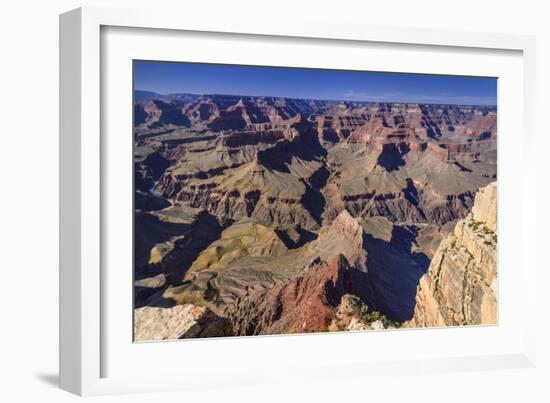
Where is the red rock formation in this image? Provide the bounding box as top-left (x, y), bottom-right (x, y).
top-left (318, 108), bottom-right (369, 142)
top-left (464, 114), bottom-right (497, 139)
top-left (427, 142), bottom-right (450, 161)
top-left (347, 117), bottom-right (392, 144)
top-left (219, 129), bottom-right (292, 147)
top-left (229, 254), bottom-right (355, 335)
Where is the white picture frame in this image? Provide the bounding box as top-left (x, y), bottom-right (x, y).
top-left (59, 6), bottom-right (537, 396)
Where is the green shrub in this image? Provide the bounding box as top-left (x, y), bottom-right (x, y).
top-left (471, 220), bottom-right (482, 231)
top-left (359, 304), bottom-right (401, 328)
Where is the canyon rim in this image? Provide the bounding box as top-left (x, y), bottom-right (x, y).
top-left (132, 61), bottom-right (497, 341)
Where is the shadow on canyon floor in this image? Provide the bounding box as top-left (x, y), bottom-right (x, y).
top-left (363, 228), bottom-right (429, 323)
top-left (275, 226), bottom-right (318, 249)
top-left (134, 212), bottom-right (224, 308)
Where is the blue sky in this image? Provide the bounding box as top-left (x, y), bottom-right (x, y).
top-left (134, 60), bottom-right (497, 106)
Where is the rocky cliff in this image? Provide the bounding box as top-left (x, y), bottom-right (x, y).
top-left (229, 254), bottom-right (355, 335)
top-left (133, 93), bottom-right (499, 340)
top-left (405, 181), bottom-right (497, 327)
top-left (134, 304), bottom-right (233, 341)
top-left (162, 210), bottom-right (367, 314)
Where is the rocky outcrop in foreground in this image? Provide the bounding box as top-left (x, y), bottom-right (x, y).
top-left (406, 182), bottom-right (497, 327)
top-left (229, 254), bottom-right (355, 335)
top-left (328, 294), bottom-right (397, 332)
top-left (134, 304), bottom-right (232, 341)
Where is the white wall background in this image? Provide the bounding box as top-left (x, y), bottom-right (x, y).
top-left (0, 0), bottom-right (547, 401)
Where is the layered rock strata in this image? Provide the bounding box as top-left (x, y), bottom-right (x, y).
top-left (406, 182), bottom-right (497, 327)
top-left (133, 93), bottom-right (499, 340)
top-left (229, 254), bottom-right (355, 335)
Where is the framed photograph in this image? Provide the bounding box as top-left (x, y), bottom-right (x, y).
top-left (60, 6), bottom-right (537, 396)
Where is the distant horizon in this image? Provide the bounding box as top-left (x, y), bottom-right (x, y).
top-left (134, 88), bottom-right (498, 108)
top-left (134, 61), bottom-right (497, 106)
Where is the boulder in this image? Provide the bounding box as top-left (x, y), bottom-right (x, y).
top-left (134, 304), bottom-right (233, 341)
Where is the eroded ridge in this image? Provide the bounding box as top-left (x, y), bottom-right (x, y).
top-left (133, 93), bottom-right (497, 339)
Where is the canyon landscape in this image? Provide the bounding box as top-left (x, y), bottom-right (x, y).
top-left (133, 62), bottom-right (497, 341)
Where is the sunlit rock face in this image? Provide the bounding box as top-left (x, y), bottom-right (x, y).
top-left (133, 93), bottom-right (497, 339)
top-left (134, 304), bottom-right (233, 341)
top-left (405, 182), bottom-right (497, 328)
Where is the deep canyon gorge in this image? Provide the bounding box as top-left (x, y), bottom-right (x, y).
top-left (132, 92), bottom-right (497, 340)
